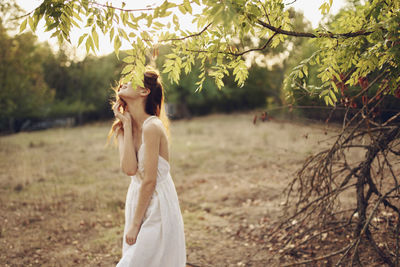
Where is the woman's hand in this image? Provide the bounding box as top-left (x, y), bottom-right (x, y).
top-left (113, 100), bottom-right (131, 127)
top-left (125, 223), bottom-right (140, 245)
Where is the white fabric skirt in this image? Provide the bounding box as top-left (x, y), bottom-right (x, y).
top-left (116, 173), bottom-right (186, 267)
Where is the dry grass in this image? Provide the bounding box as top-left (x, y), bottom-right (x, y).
top-left (0, 111), bottom-right (343, 266)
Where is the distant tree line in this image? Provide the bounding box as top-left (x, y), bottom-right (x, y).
top-left (0, 23), bottom-right (122, 133)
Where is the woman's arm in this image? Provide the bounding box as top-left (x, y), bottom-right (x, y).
top-left (125, 122), bottom-right (160, 245)
top-left (113, 101), bottom-right (137, 176)
top-left (117, 125), bottom-right (138, 176)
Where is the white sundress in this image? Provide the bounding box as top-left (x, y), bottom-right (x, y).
top-left (116, 115), bottom-right (186, 267)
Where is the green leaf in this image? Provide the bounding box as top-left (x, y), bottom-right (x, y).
top-left (78, 34), bottom-right (87, 47)
top-left (123, 56), bottom-right (135, 63)
top-left (85, 36), bottom-right (92, 54)
top-left (173, 14), bottom-right (179, 27)
top-left (127, 21), bottom-right (137, 30)
top-left (331, 81), bottom-right (338, 93)
top-left (114, 36), bottom-right (121, 59)
top-left (121, 11), bottom-right (127, 26)
top-left (303, 65), bottom-right (308, 77)
top-left (28, 16), bottom-right (35, 31)
top-left (233, 59), bottom-right (248, 87)
top-left (121, 64), bottom-right (134, 74)
top-left (118, 28), bottom-right (129, 41)
top-left (88, 36), bottom-right (94, 52)
top-left (195, 77), bottom-right (206, 92)
top-left (45, 22), bottom-right (58, 32)
top-left (318, 2), bottom-right (330, 15)
top-left (146, 15), bottom-right (153, 27)
top-left (324, 95), bottom-right (329, 105)
top-left (109, 27), bottom-right (114, 42)
top-left (178, 4), bottom-right (186, 14)
top-left (73, 10), bottom-right (82, 22)
top-left (153, 21), bottom-right (165, 28)
top-left (70, 18), bottom-right (80, 28)
top-left (320, 89), bottom-right (330, 97)
top-left (92, 28), bottom-right (99, 50)
top-left (183, 0), bottom-right (192, 14)
top-left (324, 95), bottom-right (334, 106)
top-left (19, 18), bottom-right (27, 33)
top-left (122, 72), bottom-right (134, 83)
top-left (329, 89), bottom-right (337, 103)
top-left (86, 16), bottom-right (94, 27)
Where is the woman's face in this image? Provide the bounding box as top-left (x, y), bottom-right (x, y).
top-left (118, 82), bottom-right (140, 100)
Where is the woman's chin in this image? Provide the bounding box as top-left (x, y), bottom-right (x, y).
top-left (118, 92), bottom-right (126, 100)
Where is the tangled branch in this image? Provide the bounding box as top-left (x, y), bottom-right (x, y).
top-left (267, 73), bottom-right (400, 265)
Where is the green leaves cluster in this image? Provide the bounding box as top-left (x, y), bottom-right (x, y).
top-left (18, 0), bottom-right (399, 105)
top-left (18, 0), bottom-right (291, 91)
top-left (284, 0), bottom-right (400, 106)
top-left (319, 0), bottom-right (333, 15)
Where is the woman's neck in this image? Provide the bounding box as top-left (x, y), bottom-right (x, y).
top-left (125, 100), bottom-right (149, 130)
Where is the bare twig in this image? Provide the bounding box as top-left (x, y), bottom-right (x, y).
top-left (282, 245), bottom-right (352, 267)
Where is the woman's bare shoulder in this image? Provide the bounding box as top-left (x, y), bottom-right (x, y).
top-left (143, 118), bottom-right (163, 139)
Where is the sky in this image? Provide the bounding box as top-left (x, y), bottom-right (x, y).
top-left (15, 0), bottom-right (348, 59)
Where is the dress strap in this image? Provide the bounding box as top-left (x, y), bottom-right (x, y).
top-left (142, 115), bottom-right (157, 128)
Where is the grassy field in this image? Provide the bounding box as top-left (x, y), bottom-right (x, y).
top-left (0, 112), bottom-right (344, 266)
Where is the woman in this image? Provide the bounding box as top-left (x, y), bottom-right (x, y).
top-left (108, 69), bottom-right (186, 266)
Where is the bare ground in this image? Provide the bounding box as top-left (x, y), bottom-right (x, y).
top-left (0, 112), bottom-right (345, 266)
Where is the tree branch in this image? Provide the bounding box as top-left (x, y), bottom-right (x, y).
top-left (90, 1), bottom-right (156, 12)
top-left (256, 19), bottom-right (373, 39)
top-left (231, 31), bottom-right (279, 56)
top-left (89, 0), bottom-right (197, 13)
top-left (146, 23), bottom-right (212, 43)
top-left (180, 30), bottom-right (279, 57)
top-left (282, 245), bottom-right (351, 267)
